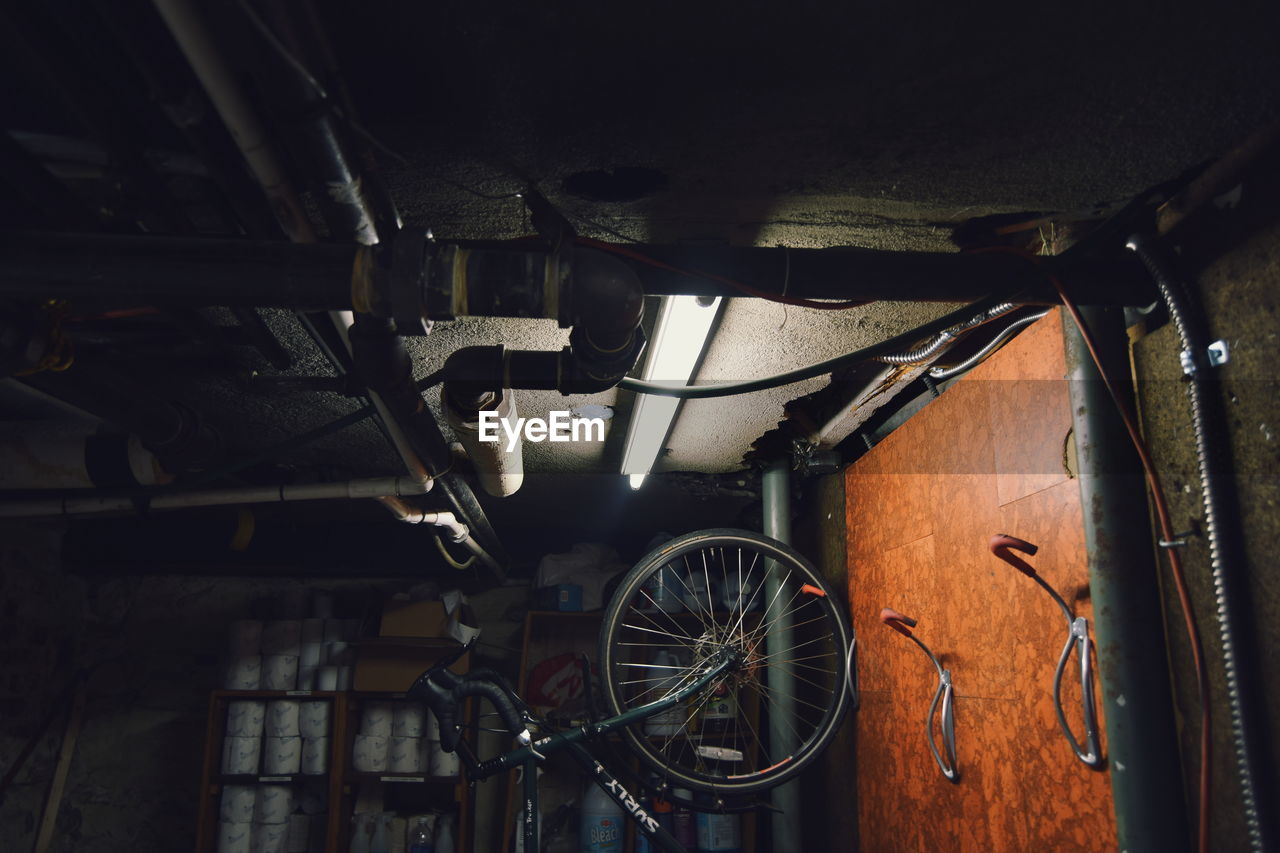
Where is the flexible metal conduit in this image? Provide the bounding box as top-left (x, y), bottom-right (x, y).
top-left (1126, 234), bottom-right (1272, 852)
top-left (877, 302), bottom-right (1015, 365)
top-left (927, 309), bottom-right (1051, 380)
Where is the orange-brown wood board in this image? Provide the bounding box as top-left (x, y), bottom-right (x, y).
top-left (845, 309), bottom-right (1117, 852)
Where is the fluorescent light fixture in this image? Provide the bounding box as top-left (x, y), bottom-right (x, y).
top-left (620, 295), bottom-right (722, 486)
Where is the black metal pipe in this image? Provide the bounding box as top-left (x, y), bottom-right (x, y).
top-left (1, 233), bottom-right (1158, 311)
top-left (1062, 306), bottom-right (1190, 853)
top-left (0, 232), bottom-right (356, 309)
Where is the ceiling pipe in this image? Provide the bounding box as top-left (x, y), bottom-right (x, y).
top-left (149, 0), bottom-right (506, 572)
top-left (0, 475), bottom-right (430, 518)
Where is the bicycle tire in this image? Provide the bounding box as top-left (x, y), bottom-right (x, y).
top-left (600, 528), bottom-right (852, 797)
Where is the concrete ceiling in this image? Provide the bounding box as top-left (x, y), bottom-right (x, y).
top-left (3, 0), bottom-right (1279, 564)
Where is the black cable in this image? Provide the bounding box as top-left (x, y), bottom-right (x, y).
top-left (618, 295), bottom-right (1006, 399)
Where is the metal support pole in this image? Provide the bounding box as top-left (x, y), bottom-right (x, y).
top-left (1062, 307), bottom-right (1190, 853)
top-left (762, 459), bottom-right (800, 853)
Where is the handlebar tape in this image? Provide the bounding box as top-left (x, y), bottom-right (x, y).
top-left (989, 533), bottom-right (1039, 577)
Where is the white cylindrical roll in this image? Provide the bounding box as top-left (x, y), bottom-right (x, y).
top-left (300, 617), bottom-right (325, 644)
top-left (388, 736), bottom-right (421, 773)
top-left (325, 641), bottom-right (349, 665)
top-left (301, 737), bottom-right (329, 775)
top-left (286, 813), bottom-right (310, 853)
top-left (391, 704), bottom-right (425, 738)
top-left (311, 591), bottom-right (334, 619)
top-left (315, 666), bottom-right (338, 692)
top-left (253, 785), bottom-right (294, 824)
top-left (335, 666), bottom-right (352, 691)
top-left (388, 817), bottom-right (407, 853)
top-left (427, 740), bottom-right (460, 777)
top-left (424, 707), bottom-right (440, 741)
top-left (261, 655), bottom-right (299, 691)
top-left (221, 736), bottom-right (261, 775)
top-left (219, 785), bottom-right (257, 824)
top-left (262, 736), bottom-right (302, 775)
top-left (298, 702), bottom-right (330, 738)
top-left (224, 656), bottom-right (262, 690)
top-left (351, 734), bottom-right (388, 773)
top-left (251, 820), bottom-right (289, 853)
top-left (226, 701), bottom-right (266, 737)
top-left (262, 621), bottom-right (302, 656)
top-left (228, 620), bottom-right (264, 656)
top-left (359, 702), bottom-right (393, 738)
top-left (217, 820), bottom-right (252, 853)
top-left (321, 618), bottom-right (345, 643)
top-left (299, 642), bottom-right (322, 667)
top-left (295, 666), bottom-right (317, 692)
top-left (265, 701), bottom-right (300, 737)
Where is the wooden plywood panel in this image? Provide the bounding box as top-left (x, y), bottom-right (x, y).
top-left (845, 309), bottom-right (1117, 853)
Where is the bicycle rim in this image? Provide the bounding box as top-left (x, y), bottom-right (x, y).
top-left (600, 528), bottom-right (851, 796)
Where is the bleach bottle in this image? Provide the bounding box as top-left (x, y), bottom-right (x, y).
top-left (580, 780), bottom-right (624, 852)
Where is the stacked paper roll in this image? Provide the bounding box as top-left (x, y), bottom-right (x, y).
top-left (286, 813), bottom-right (311, 853)
top-left (387, 736), bottom-right (421, 773)
top-left (224, 656), bottom-right (262, 690)
top-left (262, 655), bottom-right (299, 691)
top-left (315, 667), bottom-right (338, 692)
top-left (388, 816), bottom-right (407, 853)
top-left (227, 701), bottom-right (266, 737)
top-left (217, 820), bottom-right (251, 853)
top-left (266, 701), bottom-right (300, 737)
top-left (336, 666), bottom-right (352, 691)
top-left (251, 820), bottom-right (288, 853)
top-left (427, 740), bottom-right (460, 777)
top-left (352, 735), bottom-right (388, 773)
top-left (360, 703), bottom-right (393, 738)
top-left (219, 785), bottom-right (257, 824)
top-left (301, 737), bottom-right (329, 775)
top-left (254, 785), bottom-right (294, 824)
top-left (263, 736), bottom-right (302, 775)
top-left (262, 621), bottom-right (302, 656)
top-left (392, 704), bottom-right (425, 738)
top-left (424, 708), bottom-right (440, 741)
top-left (298, 702), bottom-right (330, 738)
top-left (228, 620), bottom-right (263, 656)
top-left (221, 737), bottom-right (261, 775)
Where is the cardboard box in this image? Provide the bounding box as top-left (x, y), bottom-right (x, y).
top-left (353, 637), bottom-right (470, 692)
top-left (379, 599), bottom-right (448, 638)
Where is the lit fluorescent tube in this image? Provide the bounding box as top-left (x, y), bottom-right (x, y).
top-left (620, 295), bottom-right (722, 488)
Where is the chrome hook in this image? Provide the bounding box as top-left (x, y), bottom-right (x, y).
top-left (990, 534), bottom-right (1103, 768)
top-left (881, 608), bottom-right (959, 782)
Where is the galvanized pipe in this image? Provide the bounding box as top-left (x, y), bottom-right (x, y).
top-left (1062, 306), bottom-right (1190, 853)
top-left (762, 459), bottom-right (800, 853)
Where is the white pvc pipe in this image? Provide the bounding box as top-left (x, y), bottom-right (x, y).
top-left (0, 477), bottom-right (430, 518)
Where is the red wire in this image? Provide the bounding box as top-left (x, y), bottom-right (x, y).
top-left (1053, 278), bottom-right (1211, 853)
top-left (575, 237), bottom-right (869, 310)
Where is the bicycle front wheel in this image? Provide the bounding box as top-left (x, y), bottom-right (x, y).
top-left (600, 528), bottom-right (852, 796)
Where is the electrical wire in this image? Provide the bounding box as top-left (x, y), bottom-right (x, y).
top-left (1053, 275), bottom-right (1211, 853)
top-left (617, 295), bottom-right (1008, 399)
top-left (435, 533), bottom-right (476, 570)
top-left (576, 237), bottom-right (869, 310)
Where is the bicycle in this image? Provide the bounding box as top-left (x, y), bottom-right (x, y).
top-left (407, 528), bottom-right (854, 852)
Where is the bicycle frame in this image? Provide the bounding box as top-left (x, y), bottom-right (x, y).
top-left (457, 650), bottom-right (738, 853)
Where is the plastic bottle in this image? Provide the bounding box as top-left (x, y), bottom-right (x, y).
top-left (580, 780), bottom-right (624, 851)
top-left (434, 814), bottom-right (454, 853)
top-left (643, 651), bottom-right (686, 736)
top-left (642, 561), bottom-right (684, 613)
top-left (702, 683), bottom-right (737, 735)
top-left (370, 813), bottom-right (390, 853)
top-left (695, 811), bottom-right (741, 852)
top-left (409, 816), bottom-right (434, 853)
top-left (671, 789), bottom-right (697, 848)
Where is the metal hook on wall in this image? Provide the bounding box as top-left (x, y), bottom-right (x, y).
top-left (990, 533), bottom-right (1104, 768)
top-left (880, 607), bottom-right (958, 782)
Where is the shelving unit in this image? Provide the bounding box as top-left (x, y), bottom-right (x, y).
top-left (197, 649), bottom-right (475, 852)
